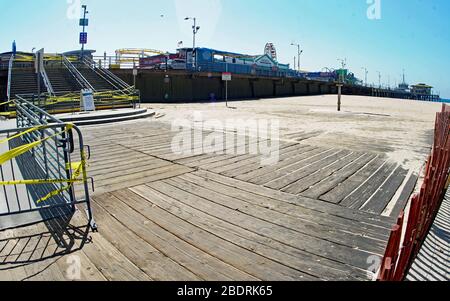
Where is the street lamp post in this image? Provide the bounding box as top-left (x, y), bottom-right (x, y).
top-left (185, 17), bottom-right (200, 69)
top-left (299, 49), bottom-right (303, 72)
top-left (290, 43), bottom-right (302, 71)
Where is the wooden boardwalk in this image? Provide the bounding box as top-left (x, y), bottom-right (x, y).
top-left (0, 119), bottom-right (421, 281)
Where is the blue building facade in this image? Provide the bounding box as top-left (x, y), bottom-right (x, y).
top-left (178, 48), bottom-right (300, 78)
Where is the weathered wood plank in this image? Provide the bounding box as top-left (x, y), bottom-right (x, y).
top-left (164, 176), bottom-right (386, 254)
top-left (389, 173), bottom-right (419, 218)
top-left (90, 196), bottom-right (202, 281)
top-left (320, 157), bottom-right (386, 204)
top-left (193, 170), bottom-right (395, 227)
top-left (361, 166), bottom-right (409, 215)
top-left (300, 153), bottom-right (377, 200)
top-left (131, 184), bottom-right (368, 280)
top-left (96, 192), bottom-right (256, 281)
top-left (237, 147), bottom-right (329, 184)
top-left (111, 189), bottom-right (312, 280)
top-left (340, 162), bottom-right (397, 210)
top-left (265, 149), bottom-right (347, 190)
top-left (217, 144), bottom-right (311, 177)
top-left (147, 179), bottom-right (381, 270)
top-left (93, 164), bottom-right (193, 195)
top-left (282, 151), bottom-right (361, 195)
top-left (179, 172), bottom-right (390, 240)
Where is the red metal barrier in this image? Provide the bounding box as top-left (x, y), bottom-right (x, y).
top-left (378, 104), bottom-right (450, 281)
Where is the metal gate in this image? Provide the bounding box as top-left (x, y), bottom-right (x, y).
top-left (0, 96), bottom-right (96, 231)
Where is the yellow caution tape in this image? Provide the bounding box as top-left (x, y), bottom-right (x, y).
top-left (0, 159), bottom-right (86, 204)
top-left (0, 139), bottom-right (43, 166)
top-left (0, 178), bottom-right (83, 186)
top-left (36, 160), bottom-right (85, 204)
top-left (0, 100), bottom-right (13, 106)
top-left (0, 124), bottom-right (73, 145)
top-left (0, 123), bottom-right (89, 204)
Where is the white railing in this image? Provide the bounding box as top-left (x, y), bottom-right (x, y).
top-left (6, 55), bottom-right (14, 100)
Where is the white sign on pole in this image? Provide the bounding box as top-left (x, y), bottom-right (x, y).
top-left (80, 89), bottom-right (95, 112)
top-left (133, 68), bottom-right (138, 76)
top-left (222, 72), bottom-right (232, 81)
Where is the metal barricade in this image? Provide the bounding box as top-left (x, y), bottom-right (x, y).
top-left (0, 97), bottom-right (96, 231)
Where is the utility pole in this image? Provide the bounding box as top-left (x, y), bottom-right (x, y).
top-left (294, 56), bottom-right (296, 72)
top-left (185, 17), bottom-right (200, 69)
top-left (80, 5), bottom-right (89, 59)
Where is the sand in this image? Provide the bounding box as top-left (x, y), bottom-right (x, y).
top-left (143, 95), bottom-right (443, 171)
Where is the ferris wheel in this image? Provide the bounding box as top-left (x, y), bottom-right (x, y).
top-left (264, 43), bottom-right (278, 61)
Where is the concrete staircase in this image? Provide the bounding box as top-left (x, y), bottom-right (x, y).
top-left (77, 67), bottom-right (116, 91)
top-left (46, 67), bottom-right (83, 93)
top-left (9, 68), bottom-right (41, 97)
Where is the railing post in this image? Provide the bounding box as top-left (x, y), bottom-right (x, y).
top-left (6, 54), bottom-right (14, 101)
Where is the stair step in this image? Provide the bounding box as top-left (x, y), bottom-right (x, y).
top-left (55, 109), bottom-right (155, 126)
top-left (57, 108), bottom-right (147, 122)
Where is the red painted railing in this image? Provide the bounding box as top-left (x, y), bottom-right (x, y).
top-left (378, 104), bottom-right (450, 281)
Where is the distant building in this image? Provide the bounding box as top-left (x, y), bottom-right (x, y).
top-left (395, 82), bottom-right (410, 93)
top-left (411, 83), bottom-right (433, 96)
top-left (176, 47), bottom-right (295, 77)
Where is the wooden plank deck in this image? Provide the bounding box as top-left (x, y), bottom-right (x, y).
top-left (0, 119), bottom-right (421, 281)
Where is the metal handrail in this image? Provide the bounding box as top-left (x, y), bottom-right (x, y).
top-left (62, 55), bottom-right (95, 91)
top-left (40, 62), bottom-right (55, 96)
top-left (0, 96), bottom-right (97, 231)
top-left (14, 95), bottom-right (63, 123)
top-left (84, 57), bottom-right (130, 90)
top-left (81, 57), bottom-right (124, 92)
top-left (6, 54), bottom-right (14, 100)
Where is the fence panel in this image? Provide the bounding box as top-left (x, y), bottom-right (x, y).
top-left (378, 104), bottom-right (450, 281)
top-left (0, 97), bottom-right (96, 231)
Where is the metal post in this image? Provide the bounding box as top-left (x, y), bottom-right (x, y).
top-left (337, 84), bottom-right (342, 112)
top-left (80, 5), bottom-right (88, 59)
top-left (185, 17), bottom-right (200, 70)
top-left (36, 51), bottom-right (41, 103)
top-left (299, 49), bottom-right (303, 71)
top-left (225, 63), bottom-right (229, 108)
top-left (193, 18), bottom-right (196, 52)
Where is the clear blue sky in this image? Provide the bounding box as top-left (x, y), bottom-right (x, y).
top-left (1, 0), bottom-right (449, 98)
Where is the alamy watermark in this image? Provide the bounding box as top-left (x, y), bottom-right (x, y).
top-left (66, 0), bottom-right (82, 20)
top-left (66, 255), bottom-right (82, 280)
top-left (171, 112), bottom-right (280, 166)
top-left (367, 0), bottom-right (382, 20)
